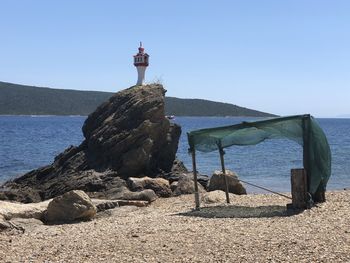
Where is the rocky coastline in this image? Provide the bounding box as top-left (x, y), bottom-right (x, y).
top-left (0, 84), bottom-right (348, 262)
top-left (0, 84), bottom-right (186, 203)
top-left (0, 84), bottom-right (245, 222)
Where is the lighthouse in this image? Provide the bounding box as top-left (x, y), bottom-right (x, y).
top-left (133, 42), bottom-right (149, 85)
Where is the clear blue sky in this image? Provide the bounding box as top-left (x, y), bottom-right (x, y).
top-left (1, 1), bottom-right (349, 117)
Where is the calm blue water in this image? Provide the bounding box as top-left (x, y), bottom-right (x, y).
top-left (0, 116), bottom-right (349, 193)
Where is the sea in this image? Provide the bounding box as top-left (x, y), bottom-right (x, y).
top-left (0, 116), bottom-right (349, 193)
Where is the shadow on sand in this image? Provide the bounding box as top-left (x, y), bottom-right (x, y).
top-left (177, 205), bottom-right (303, 219)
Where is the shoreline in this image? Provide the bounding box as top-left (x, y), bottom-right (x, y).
top-left (1, 170), bottom-right (348, 194)
top-left (1, 169), bottom-right (349, 194)
top-left (1, 190), bottom-right (349, 262)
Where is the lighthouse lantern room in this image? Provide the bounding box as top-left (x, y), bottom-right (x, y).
top-left (133, 42), bottom-right (149, 85)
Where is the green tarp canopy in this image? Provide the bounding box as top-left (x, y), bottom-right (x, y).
top-left (187, 114), bottom-right (331, 197)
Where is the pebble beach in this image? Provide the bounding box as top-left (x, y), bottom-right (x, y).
top-left (1, 190), bottom-right (349, 262)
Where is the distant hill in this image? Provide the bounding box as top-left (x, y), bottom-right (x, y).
top-left (0, 81), bottom-right (112, 116)
top-left (165, 97), bottom-right (275, 117)
top-left (0, 81), bottom-right (276, 117)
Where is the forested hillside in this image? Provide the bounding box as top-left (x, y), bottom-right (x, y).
top-left (0, 81), bottom-right (275, 117)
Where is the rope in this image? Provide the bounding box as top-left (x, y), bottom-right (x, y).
top-left (238, 178), bottom-right (292, 200)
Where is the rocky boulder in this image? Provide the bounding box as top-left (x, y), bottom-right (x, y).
top-left (121, 189), bottom-right (158, 203)
top-left (163, 159), bottom-right (189, 183)
top-left (208, 170), bottom-right (247, 195)
top-left (0, 84), bottom-right (181, 202)
top-left (163, 171), bottom-right (209, 189)
top-left (45, 190), bottom-right (97, 223)
top-left (86, 175), bottom-right (158, 202)
top-left (201, 190), bottom-right (235, 204)
top-left (127, 177), bottom-right (172, 197)
top-left (170, 181), bottom-right (178, 192)
top-left (187, 172), bottom-right (210, 189)
top-left (173, 174), bottom-right (206, 196)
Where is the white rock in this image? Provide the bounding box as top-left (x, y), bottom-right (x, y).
top-left (201, 190), bottom-right (234, 204)
top-left (0, 200), bottom-right (50, 220)
top-left (46, 190), bottom-right (97, 223)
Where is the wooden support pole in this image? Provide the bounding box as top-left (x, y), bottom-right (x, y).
top-left (291, 168), bottom-right (308, 209)
top-left (219, 147), bottom-right (230, 204)
top-left (191, 149), bottom-right (200, 210)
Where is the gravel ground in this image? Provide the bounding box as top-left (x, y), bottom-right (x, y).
top-left (1, 190), bottom-right (349, 262)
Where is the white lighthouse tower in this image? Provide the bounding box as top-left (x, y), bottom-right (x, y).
top-left (133, 42), bottom-right (149, 85)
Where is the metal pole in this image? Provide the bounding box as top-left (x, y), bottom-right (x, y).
top-left (219, 147), bottom-right (230, 204)
top-left (191, 149), bottom-right (200, 210)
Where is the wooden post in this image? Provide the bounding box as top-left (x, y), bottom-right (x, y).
top-left (219, 147), bottom-right (230, 204)
top-left (291, 168), bottom-right (308, 209)
top-left (191, 150), bottom-right (200, 210)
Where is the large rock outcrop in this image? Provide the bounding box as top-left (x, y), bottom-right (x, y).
top-left (0, 84), bottom-right (181, 203)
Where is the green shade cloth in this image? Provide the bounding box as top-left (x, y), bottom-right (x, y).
top-left (187, 114), bottom-right (331, 195)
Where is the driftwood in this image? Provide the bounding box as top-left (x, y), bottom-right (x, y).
top-left (8, 221), bottom-right (25, 233)
top-left (93, 199), bottom-right (149, 212)
top-left (117, 200), bottom-right (149, 207)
